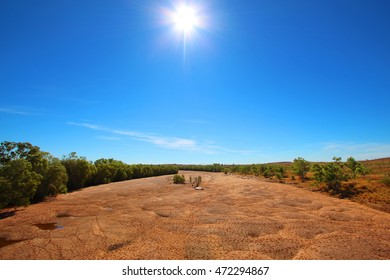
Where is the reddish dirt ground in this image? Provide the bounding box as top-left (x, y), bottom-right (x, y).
top-left (0, 171), bottom-right (389, 260)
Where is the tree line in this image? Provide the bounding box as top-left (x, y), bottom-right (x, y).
top-left (0, 141), bottom-right (178, 209)
top-left (226, 163), bottom-right (288, 179)
top-left (177, 158), bottom-right (371, 198)
top-left (177, 163), bottom-right (225, 172)
top-left (225, 157), bottom-right (370, 198)
top-left (0, 141), bottom-right (372, 209)
top-left (177, 163), bottom-right (289, 179)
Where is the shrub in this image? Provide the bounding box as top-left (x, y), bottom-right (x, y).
top-left (274, 165), bottom-right (287, 180)
top-left (311, 157), bottom-right (350, 195)
top-left (292, 157), bottom-right (310, 181)
top-left (191, 176), bottom-right (202, 188)
top-left (173, 174), bottom-right (185, 184)
top-left (194, 176), bottom-right (202, 187)
top-left (345, 157), bottom-right (370, 178)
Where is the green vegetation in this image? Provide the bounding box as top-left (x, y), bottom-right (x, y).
top-left (225, 164), bottom-right (287, 180)
top-left (291, 157), bottom-right (310, 181)
top-left (311, 157), bottom-right (351, 196)
top-left (0, 159), bottom-right (41, 208)
top-left (220, 157), bottom-right (390, 212)
top-left (173, 174), bottom-right (185, 184)
top-left (0, 142), bottom-right (68, 208)
top-left (0, 141), bottom-right (178, 209)
top-left (345, 156), bottom-right (370, 178)
top-left (177, 163), bottom-right (225, 172)
top-left (61, 152), bottom-right (95, 190)
top-left (1, 140), bottom-right (389, 213)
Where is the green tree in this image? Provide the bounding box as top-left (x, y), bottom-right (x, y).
top-left (91, 158), bottom-right (130, 184)
top-left (0, 159), bottom-right (41, 208)
top-left (345, 157), bottom-right (370, 179)
top-left (0, 141), bottom-right (48, 174)
top-left (113, 166), bottom-right (127, 182)
top-left (178, 164), bottom-right (224, 172)
top-left (0, 141), bottom-right (179, 209)
top-left (92, 158), bottom-right (117, 185)
top-left (292, 157), bottom-right (311, 181)
top-left (61, 152), bottom-right (95, 190)
top-left (0, 141), bottom-right (68, 205)
top-left (34, 157), bottom-right (68, 201)
top-left (312, 157), bottom-right (350, 194)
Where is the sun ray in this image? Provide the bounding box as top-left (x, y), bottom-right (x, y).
top-left (158, 1), bottom-right (210, 64)
top-left (169, 3), bottom-right (201, 63)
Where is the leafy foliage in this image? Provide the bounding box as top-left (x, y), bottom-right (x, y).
top-left (62, 155), bottom-right (179, 189)
top-left (0, 141), bottom-right (68, 208)
top-left (0, 159), bottom-right (41, 208)
top-left (92, 158), bottom-right (122, 185)
top-left (173, 174), bottom-right (185, 184)
top-left (225, 163), bottom-right (287, 180)
top-left (34, 157), bottom-right (68, 201)
top-left (0, 141), bottom-right (179, 209)
top-left (61, 152), bottom-right (95, 190)
top-left (178, 163), bottom-right (225, 172)
top-left (345, 157), bottom-right (370, 178)
top-left (292, 157), bottom-right (310, 181)
top-left (311, 157), bottom-right (350, 195)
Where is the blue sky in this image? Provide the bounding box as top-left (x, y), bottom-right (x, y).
top-left (1, 0), bottom-right (389, 164)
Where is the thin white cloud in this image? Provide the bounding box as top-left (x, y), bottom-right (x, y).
top-left (112, 128), bottom-right (201, 151)
top-left (68, 122), bottom-right (104, 131)
top-left (0, 107), bottom-right (34, 116)
top-left (68, 121), bottom-right (254, 154)
top-left (321, 142), bottom-right (390, 160)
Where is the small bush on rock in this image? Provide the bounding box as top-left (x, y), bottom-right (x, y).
top-left (173, 174), bottom-right (185, 184)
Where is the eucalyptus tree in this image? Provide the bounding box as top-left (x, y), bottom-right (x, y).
top-left (0, 141), bottom-right (68, 208)
top-left (61, 152), bottom-right (95, 190)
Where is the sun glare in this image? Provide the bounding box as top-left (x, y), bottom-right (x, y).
top-left (161, 1), bottom-right (208, 61)
top-left (172, 5), bottom-right (199, 34)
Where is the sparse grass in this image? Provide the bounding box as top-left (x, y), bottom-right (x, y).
top-left (289, 158), bottom-right (390, 213)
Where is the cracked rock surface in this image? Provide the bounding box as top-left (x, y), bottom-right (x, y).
top-left (1, 171), bottom-right (389, 259)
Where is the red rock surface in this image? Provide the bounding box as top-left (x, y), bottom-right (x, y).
top-left (1, 171), bottom-right (389, 259)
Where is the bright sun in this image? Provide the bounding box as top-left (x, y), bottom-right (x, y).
top-left (172, 5), bottom-right (199, 34)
